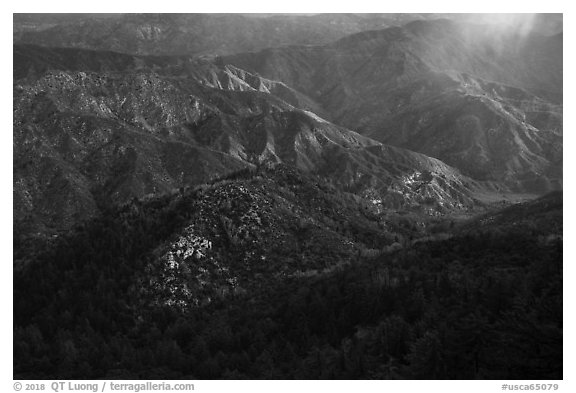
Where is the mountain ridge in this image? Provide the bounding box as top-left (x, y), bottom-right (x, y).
top-left (222, 19), bottom-right (562, 189)
top-left (14, 44), bottom-right (488, 240)
top-left (13, 14), bottom-right (563, 381)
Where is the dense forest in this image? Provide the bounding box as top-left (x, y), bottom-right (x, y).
top-left (13, 13), bottom-right (563, 381)
top-left (13, 167), bottom-right (562, 379)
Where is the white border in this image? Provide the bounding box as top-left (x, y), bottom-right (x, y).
top-left (4, 1), bottom-right (572, 391)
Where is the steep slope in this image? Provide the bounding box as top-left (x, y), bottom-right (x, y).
top-left (14, 45), bottom-right (481, 240)
top-left (13, 164), bottom-right (391, 377)
top-left (459, 190), bottom-right (562, 236)
top-left (226, 19), bottom-right (562, 103)
top-left (370, 74), bottom-right (562, 189)
top-left (14, 168), bottom-right (561, 379)
top-left (13, 15), bottom-right (563, 381)
top-left (223, 19), bottom-right (562, 190)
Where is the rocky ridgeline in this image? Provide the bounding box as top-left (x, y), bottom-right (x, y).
top-left (132, 163), bottom-right (485, 310)
top-left (223, 20), bottom-right (562, 191)
top-left (139, 164), bottom-right (416, 308)
top-left (14, 44), bottom-right (488, 240)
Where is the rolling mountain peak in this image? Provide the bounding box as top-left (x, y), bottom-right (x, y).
top-left (13, 13), bottom-right (562, 381)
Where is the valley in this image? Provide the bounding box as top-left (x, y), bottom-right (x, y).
top-left (12, 13), bottom-right (563, 380)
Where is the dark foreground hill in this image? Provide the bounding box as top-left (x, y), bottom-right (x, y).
top-left (14, 168), bottom-right (562, 379)
top-left (13, 14), bottom-right (563, 381)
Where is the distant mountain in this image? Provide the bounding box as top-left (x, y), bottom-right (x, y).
top-left (13, 14), bottom-right (122, 40)
top-left (14, 44), bottom-right (483, 240)
top-left (14, 13), bottom-right (563, 57)
top-left (13, 18), bottom-right (563, 240)
top-left (14, 13), bottom-right (401, 57)
top-left (223, 19), bottom-right (562, 189)
top-left (13, 15), bottom-right (563, 381)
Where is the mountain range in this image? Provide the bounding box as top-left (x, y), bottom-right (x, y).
top-left (14, 41), bottom-right (489, 239)
top-left (14, 13), bottom-right (563, 56)
top-left (223, 19), bottom-right (562, 185)
top-left (14, 16), bottom-right (562, 240)
top-left (13, 13), bottom-right (563, 380)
